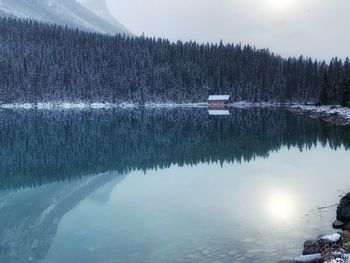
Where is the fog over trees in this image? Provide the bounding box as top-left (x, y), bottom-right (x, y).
top-left (0, 17), bottom-right (349, 105)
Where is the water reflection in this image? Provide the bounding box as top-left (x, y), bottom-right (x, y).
top-left (0, 108), bottom-right (349, 263)
top-left (0, 172), bottom-right (125, 263)
top-left (0, 108), bottom-right (349, 191)
top-left (267, 191), bottom-right (297, 222)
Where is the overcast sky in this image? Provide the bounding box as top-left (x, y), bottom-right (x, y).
top-left (105, 0), bottom-right (349, 61)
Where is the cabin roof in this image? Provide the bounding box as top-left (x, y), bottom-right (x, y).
top-left (208, 95), bottom-right (230, 101)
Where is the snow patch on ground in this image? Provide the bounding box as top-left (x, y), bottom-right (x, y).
top-left (326, 254), bottom-right (350, 263)
top-left (290, 105), bottom-right (350, 120)
top-left (231, 101), bottom-right (280, 108)
top-left (322, 233), bottom-right (341, 243)
top-left (0, 102), bottom-right (137, 110)
top-left (144, 103), bottom-right (207, 108)
top-left (1, 103), bottom-right (35, 109)
top-left (0, 102), bottom-right (208, 110)
top-left (295, 253), bottom-right (323, 262)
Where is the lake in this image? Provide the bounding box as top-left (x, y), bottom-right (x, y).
top-left (0, 107), bottom-right (349, 263)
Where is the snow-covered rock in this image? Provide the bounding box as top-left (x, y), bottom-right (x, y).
top-left (321, 233), bottom-right (341, 243)
top-left (326, 254), bottom-right (350, 263)
top-left (290, 105), bottom-right (350, 122)
top-left (295, 253), bottom-right (323, 262)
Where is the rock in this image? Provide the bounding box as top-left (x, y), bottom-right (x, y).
top-left (333, 220), bottom-right (345, 229)
top-left (302, 245), bottom-right (320, 255)
top-left (303, 234), bottom-right (341, 255)
top-left (304, 239), bottom-right (317, 248)
top-left (316, 237), bottom-right (339, 250)
top-left (303, 240), bottom-right (320, 255)
top-left (342, 224), bottom-right (350, 231)
top-left (337, 193), bottom-right (350, 223)
top-left (295, 254), bottom-right (324, 263)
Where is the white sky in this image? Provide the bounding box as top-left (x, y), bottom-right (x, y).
top-left (105, 0), bottom-right (350, 61)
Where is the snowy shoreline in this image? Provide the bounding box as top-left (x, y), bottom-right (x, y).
top-left (1, 101), bottom-right (349, 126)
top-left (287, 105), bottom-right (350, 126)
top-left (285, 193), bottom-right (350, 263)
top-left (0, 102), bottom-right (208, 110)
top-left (0, 101), bottom-right (280, 110)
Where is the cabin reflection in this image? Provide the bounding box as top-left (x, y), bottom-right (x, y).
top-left (208, 109), bottom-right (230, 116)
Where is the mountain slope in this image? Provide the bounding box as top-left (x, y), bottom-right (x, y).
top-left (78, 0), bottom-right (129, 34)
top-left (0, 0), bottom-right (130, 35)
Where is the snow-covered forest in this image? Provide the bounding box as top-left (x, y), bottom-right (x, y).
top-left (0, 17), bottom-right (349, 104)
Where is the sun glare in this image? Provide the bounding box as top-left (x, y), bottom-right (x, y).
top-left (267, 0), bottom-right (296, 11)
top-left (267, 191), bottom-right (296, 221)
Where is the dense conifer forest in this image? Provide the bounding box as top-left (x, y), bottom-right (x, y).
top-left (0, 18), bottom-right (349, 105)
top-left (0, 108), bottom-right (349, 190)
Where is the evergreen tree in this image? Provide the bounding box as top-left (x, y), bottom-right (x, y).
top-left (0, 17), bottom-right (348, 105)
top-left (340, 78), bottom-right (350, 107)
top-left (319, 74), bottom-right (330, 105)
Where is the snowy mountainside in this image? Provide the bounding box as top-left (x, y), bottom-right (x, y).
top-left (78, 0), bottom-right (129, 34)
top-left (0, 0), bottom-right (130, 35)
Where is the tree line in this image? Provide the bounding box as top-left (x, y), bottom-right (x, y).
top-left (0, 17), bottom-right (349, 105)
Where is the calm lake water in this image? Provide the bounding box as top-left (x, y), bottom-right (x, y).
top-left (0, 108), bottom-right (349, 263)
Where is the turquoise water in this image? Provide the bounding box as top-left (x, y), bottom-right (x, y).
top-left (0, 108), bottom-right (349, 263)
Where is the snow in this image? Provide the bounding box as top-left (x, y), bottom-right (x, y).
top-left (295, 253), bottom-right (323, 262)
top-left (0, 102), bottom-right (136, 110)
top-left (326, 254), bottom-right (350, 263)
top-left (231, 101), bottom-right (279, 108)
top-left (290, 105), bottom-right (350, 121)
top-left (208, 95), bottom-right (230, 101)
top-left (322, 233), bottom-right (341, 242)
top-left (144, 103), bottom-right (207, 108)
top-left (1, 103), bottom-right (34, 109)
top-left (0, 0), bottom-right (130, 35)
top-left (0, 102), bottom-right (209, 110)
top-left (90, 103), bottom-right (112, 109)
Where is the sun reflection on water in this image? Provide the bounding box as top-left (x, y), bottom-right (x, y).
top-left (267, 191), bottom-right (296, 222)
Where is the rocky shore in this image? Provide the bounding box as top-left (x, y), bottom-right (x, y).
top-left (288, 105), bottom-right (350, 126)
top-left (281, 193), bottom-right (350, 263)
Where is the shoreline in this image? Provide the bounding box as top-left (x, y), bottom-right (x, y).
top-left (0, 101), bottom-right (281, 110)
top-left (0, 102), bottom-right (208, 110)
top-left (287, 105), bottom-right (350, 126)
top-left (284, 193), bottom-right (350, 263)
top-left (1, 102), bottom-right (349, 127)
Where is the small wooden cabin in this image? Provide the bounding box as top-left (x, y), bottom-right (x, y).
top-left (208, 95), bottom-right (230, 106)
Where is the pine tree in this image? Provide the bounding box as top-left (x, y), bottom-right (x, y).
top-left (340, 78), bottom-right (350, 107)
top-left (318, 74), bottom-right (330, 105)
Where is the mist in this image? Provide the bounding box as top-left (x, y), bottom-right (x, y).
top-left (104, 0), bottom-right (350, 60)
